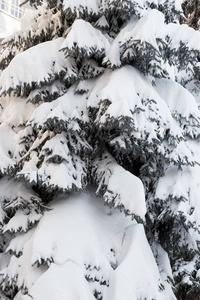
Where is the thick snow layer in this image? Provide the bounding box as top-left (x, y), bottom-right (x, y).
top-left (17, 118), bottom-right (90, 189)
top-left (156, 165), bottom-right (192, 200)
top-left (4, 238), bottom-right (46, 293)
top-left (3, 209), bottom-right (40, 233)
top-left (155, 161), bottom-right (200, 227)
top-left (61, 19), bottom-right (110, 57)
top-left (167, 23), bottom-right (200, 51)
top-left (155, 78), bottom-right (200, 121)
top-left (7, 191), bottom-right (167, 300)
top-left (0, 178), bottom-right (40, 208)
top-left (104, 16), bottom-right (138, 67)
top-left (62, 0), bottom-right (101, 16)
top-left (37, 137), bottom-right (87, 190)
top-left (128, 9), bottom-right (165, 45)
top-left (152, 243), bottom-right (177, 300)
top-left (18, 134), bottom-right (87, 191)
top-left (107, 224), bottom-right (165, 300)
top-left (17, 151), bottom-right (38, 183)
top-left (1, 5), bottom-right (63, 68)
top-left (0, 177), bottom-right (43, 233)
top-left (104, 165), bottom-right (146, 216)
top-left (87, 65), bottom-right (197, 166)
top-left (88, 66), bottom-right (171, 122)
top-left (28, 86), bottom-right (89, 129)
top-left (105, 10), bottom-right (165, 67)
top-left (0, 97), bottom-right (35, 128)
top-left (87, 66), bottom-right (178, 143)
top-left (6, 230), bottom-right (34, 256)
top-left (30, 262), bottom-right (96, 300)
top-left (19, 6), bottom-right (48, 31)
top-left (26, 80), bottom-right (66, 103)
top-left (0, 38), bottom-right (66, 93)
top-left (0, 2), bottom-right (199, 298)
top-left (93, 152), bottom-right (146, 220)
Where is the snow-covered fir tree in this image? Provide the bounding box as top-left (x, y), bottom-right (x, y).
top-left (0, 0), bottom-right (200, 299)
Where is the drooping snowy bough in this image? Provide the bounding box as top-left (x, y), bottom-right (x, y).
top-left (0, 0), bottom-right (200, 299)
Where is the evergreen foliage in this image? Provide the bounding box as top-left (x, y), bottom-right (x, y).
top-left (181, 0), bottom-right (200, 29)
top-left (0, 0), bottom-right (200, 299)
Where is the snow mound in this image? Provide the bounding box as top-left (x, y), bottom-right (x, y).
top-left (5, 191), bottom-right (167, 300)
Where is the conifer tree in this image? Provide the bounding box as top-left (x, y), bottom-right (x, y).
top-left (0, 0), bottom-right (200, 299)
top-left (181, 0), bottom-right (200, 29)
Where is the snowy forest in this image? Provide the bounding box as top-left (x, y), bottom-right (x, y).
top-left (0, 0), bottom-right (200, 299)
